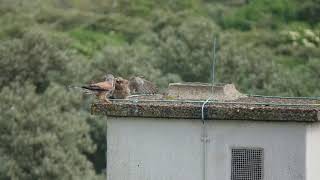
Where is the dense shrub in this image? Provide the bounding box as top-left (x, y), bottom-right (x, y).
top-left (0, 30), bottom-right (70, 92)
top-left (153, 16), bottom-right (220, 82)
top-left (35, 8), bottom-right (99, 30)
top-left (0, 84), bottom-right (98, 180)
top-left (221, 0), bottom-right (298, 30)
top-left (217, 30), bottom-right (320, 96)
top-left (68, 28), bottom-right (125, 57)
top-left (217, 32), bottom-right (279, 94)
top-left (86, 14), bottom-right (151, 43)
top-left (92, 44), bottom-right (181, 89)
top-left (297, 0), bottom-right (320, 24)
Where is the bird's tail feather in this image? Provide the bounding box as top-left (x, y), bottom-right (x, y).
top-left (68, 85), bottom-right (94, 94)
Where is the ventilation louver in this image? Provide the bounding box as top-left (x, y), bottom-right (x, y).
top-left (231, 148), bottom-right (264, 180)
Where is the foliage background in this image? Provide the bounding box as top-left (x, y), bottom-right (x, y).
top-left (0, 0), bottom-right (319, 179)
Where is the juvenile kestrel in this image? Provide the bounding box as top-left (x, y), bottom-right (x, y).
top-left (129, 76), bottom-right (158, 95)
top-left (111, 77), bottom-right (130, 99)
top-left (111, 76), bottom-right (158, 99)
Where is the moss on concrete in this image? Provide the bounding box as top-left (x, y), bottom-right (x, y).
top-left (91, 98), bottom-right (320, 122)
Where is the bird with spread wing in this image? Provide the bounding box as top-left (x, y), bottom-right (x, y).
top-left (129, 76), bottom-right (158, 95)
top-left (112, 76), bottom-right (158, 99)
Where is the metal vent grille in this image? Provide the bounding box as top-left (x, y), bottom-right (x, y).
top-left (231, 148), bottom-right (264, 180)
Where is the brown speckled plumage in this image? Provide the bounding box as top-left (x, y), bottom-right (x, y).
top-left (112, 77), bottom-right (130, 99)
top-left (129, 76), bottom-right (158, 95)
top-left (112, 76), bottom-right (158, 99)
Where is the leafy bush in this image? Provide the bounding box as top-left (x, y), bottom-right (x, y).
top-left (0, 30), bottom-right (71, 92)
top-left (0, 13), bottom-right (36, 40)
top-left (86, 14), bottom-right (151, 43)
top-left (153, 16), bottom-right (220, 82)
top-left (69, 28), bottom-right (125, 57)
top-left (222, 0), bottom-right (298, 30)
top-left (92, 44), bottom-right (181, 89)
top-left (282, 29), bottom-right (320, 48)
top-left (217, 32), bottom-right (279, 94)
top-left (35, 7), bottom-right (99, 30)
top-left (297, 0), bottom-right (320, 24)
top-left (0, 83), bottom-right (98, 180)
top-left (0, 0), bottom-right (42, 15)
top-left (217, 30), bottom-right (320, 96)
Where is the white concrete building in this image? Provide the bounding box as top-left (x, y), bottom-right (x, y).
top-left (92, 84), bottom-right (320, 180)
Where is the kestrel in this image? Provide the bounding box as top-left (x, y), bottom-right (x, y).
top-left (111, 77), bottom-right (130, 99)
top-left (129, 76), bottom-right (158, 95)
top-left (81, 74), bottom-right (115, 103)
top-left (111, 76), bottom-right (158, 99)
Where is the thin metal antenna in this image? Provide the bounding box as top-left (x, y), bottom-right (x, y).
top-left (211, 37), bottom-right (217, 95)
top-left (212, 37), bottom-right (217, 84)
top-left (200, 36), bottom-right (218, 180)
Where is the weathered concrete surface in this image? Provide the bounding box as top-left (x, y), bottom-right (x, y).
top-left (92, 100), bottom-right (320, 122)
top-left (167, 83), bottom-right (246, 100)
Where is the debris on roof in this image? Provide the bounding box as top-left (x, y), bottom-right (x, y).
top-left (167, 83), bottom-right (246, 101)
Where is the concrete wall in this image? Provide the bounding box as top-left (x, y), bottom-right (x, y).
top-left (106, 118), bottom-right (309, 180)
top-left (106, 118), bottom-right (202, 180)
top-left (207, 121), bottom-right (306, 180)
top-left (306, 123), bottom-right (320, 180)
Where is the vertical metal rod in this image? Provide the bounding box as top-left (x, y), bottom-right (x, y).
top-left (201, 98), bottom-right (211, 180)
top-left (212, 38), bottom-right (217, 83)
top-left (105, 116), bottom-right (108, 178)
top-left (202, 120), bottom-right (208, 180)
top-left (200, 36), bottom-right (218, 180)
top-left (201, 108), bottom-right (207, 180)
top-left (201, 37), bottom-right (217, 180)
top-left (211, 37), bottom-right (217, 95)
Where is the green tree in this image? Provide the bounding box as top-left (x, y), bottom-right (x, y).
top-left (217, 31), bottom-right (279, 94)
top-left (297, 0), bottom-right (320, 24)
top-left (0, 30), bottom-right (69, 92)
top-left (152, 16), bottom-right (220, 82)
top-left (0, 29), bottom-right (102, 179)
top-left (0, 84), bottom-right (98, 180)
top-left (92, 44), bottom-right (181, 89)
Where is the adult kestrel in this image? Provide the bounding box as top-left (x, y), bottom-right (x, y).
top-left (81, 74), bottom-right (115, 103)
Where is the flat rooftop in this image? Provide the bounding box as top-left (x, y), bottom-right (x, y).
top-left (91, 83), bottom-right (320, 122)
top-left (91, 96), bottom-right (320, 122)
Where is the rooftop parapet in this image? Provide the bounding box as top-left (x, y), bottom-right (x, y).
top-left (167, 83), bottom-right (246, 101)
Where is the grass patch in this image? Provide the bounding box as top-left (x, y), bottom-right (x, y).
top-left (69, 28), bottom-right (125, 57)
